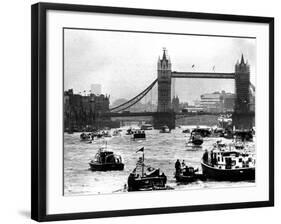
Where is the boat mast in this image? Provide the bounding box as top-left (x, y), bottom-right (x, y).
top-left (142, 149), bottom-right (144, 177)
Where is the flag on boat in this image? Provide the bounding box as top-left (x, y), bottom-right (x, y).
top-left (136, 147), bottom-right (144, 153)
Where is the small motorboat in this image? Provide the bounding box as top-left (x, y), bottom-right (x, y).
top-left (132, 130), bottom-right (146, 140)
top-left (126, 128), bottom-right (133, 135)
top-left (89, 147), bottom-right (124, 171)
top-left (182, 129), bottom-right (190, 134)
top-left (201, 143), bottom-right (255, 181)
top-left (234, 129), bottom-right (253, 142)
top-left (187, 132), bottom-right (203, 146)
top-left (127, 147), bottom-right (167, 191)
top-left (213, 128), bottom-right (225, 137)
top-left (191, 127), bottom-right (211, 137)
top-left (80, 132), bottom-right (93, 141)
top-left (234, 140), bottom-right (245, 150)
top-left (112, 129), bottom-right (121, 136)
top-left (174, 160), bottom-right (206, 183)
top-left (140, 124), bottom-right (153, 130)
top-left (159, 125), bottom-right (171, 133)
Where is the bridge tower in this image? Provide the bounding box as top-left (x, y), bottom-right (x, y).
top-left (233, 54), bottom-right (254, 129)
top-left (157, 49), bottom-right (172, 112)
top-left (235, 54), bottom-right (250, 113)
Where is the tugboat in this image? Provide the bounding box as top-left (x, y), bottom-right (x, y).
top-left (127, 147), bottom-right (167, 191)
top-left (201, 143), bottom-right (255, 181)
top-left (89, 147), bottom-right (124, 171)
top-left (174, 159), bottom-right (206, 183)
top-left (132, 130), bottom-right (146, 140)
top-left (159, 125), bottom-right (171, 133)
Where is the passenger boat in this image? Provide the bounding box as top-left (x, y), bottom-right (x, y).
top-left (159, 125), bottom-right (171, 133)
top-left (201, 144), bottom-right (255, 181)
top-left (127, 147), bottom-right (167, 191)
top-left (89, 147), bottom-right (124, 171)
top-left (141, 124), bottom-right (153, 130)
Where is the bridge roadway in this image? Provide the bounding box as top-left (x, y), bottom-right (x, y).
top-left (171, 72), bottom-right (235, 79)
top-left (105, 111), bottom-right (230, 118)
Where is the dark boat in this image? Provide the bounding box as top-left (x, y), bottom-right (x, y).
top-left (213, 128), bottom-right (225, 137)
top-left (175, 162), bottom-right (206, 183)
top-left (201, 145), bottom-right (255, 181)
top-left (191, 127), bottom-right (211, 137)
top-left (89, 147), bottom-right (124, 171)
top-left (80, 132), bottom-right (93, 141)
top-left (188, 132), bottom-right (203, 146)
top-left (126, 128), bottom-right (133, 135)
top-left (159, 125), bottom-right (171, 133)
top-left (132, 130), bottom-right (146, 140)
top-left (127, 147), bottom-right (167, 191)
top-left (182, 128), bottom-right (190, 133)
top-left (234, 129), bottom-right (253, 141)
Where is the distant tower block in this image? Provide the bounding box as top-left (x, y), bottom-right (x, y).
top-left (91, 84), bottom-right (101, 95)
top-left (234, 54), bottom-right (250, 113)
top-left (157, 49), bottom-right (172, 112)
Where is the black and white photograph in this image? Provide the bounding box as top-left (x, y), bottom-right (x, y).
top-left (63, 28), bottom-right (256, 196)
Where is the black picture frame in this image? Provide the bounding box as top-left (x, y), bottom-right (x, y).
top-left (31, 2), bottom-right (274, 222)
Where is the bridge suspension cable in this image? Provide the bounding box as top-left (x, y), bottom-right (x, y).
top-left (110, 78), bottom-right (158, 113)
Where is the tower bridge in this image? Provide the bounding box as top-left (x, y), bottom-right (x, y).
top-left (108, 50), bottom-right (255, 129)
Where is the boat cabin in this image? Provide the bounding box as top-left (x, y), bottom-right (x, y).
top-left (93, 150), bottom-right (122, 164)
top-left (203, 149), bottom-right (255, 170)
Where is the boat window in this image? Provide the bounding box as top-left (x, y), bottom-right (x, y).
top-left (239, 158), bottom-right (242, 162)
top-left (218, 157), bottom-right (220, 162)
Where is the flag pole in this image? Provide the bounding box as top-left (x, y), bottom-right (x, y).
top-left (142, 149), bottom-right (144, 177)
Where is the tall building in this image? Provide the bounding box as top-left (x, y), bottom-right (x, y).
top-left (157, 49), bottom-right (172, 112)
top-left (91, 84), bottom-right (101, 95)
top-left (197, 91), bottom-right (236, 113)
top-left (235, 54), bottom-right (250, 113)
top-left (200, 92), bottom-right (222, 113)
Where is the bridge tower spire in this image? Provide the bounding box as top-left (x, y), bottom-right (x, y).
top-left (233, 54), bottom-right (254, 129)
top-left (157, 48), bottom-right (172, 112)
top-left (234, 54), bottom-right (250, 113)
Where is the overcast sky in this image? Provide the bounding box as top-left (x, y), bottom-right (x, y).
top-left (64, 29), bottom-right (256, 104)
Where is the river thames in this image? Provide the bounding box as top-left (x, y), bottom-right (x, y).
top-left (64, 126), bottom-right (255, 196)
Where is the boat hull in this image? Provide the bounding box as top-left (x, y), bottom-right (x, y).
top-left (127, 175), bottom-right (167, 191)
top-left (192, 139), bottom-right (203, 146)
top-left (175, 173), bottom-right (206, 183)
top-left (201, 161), bottom-right (255, 181)
top-left (89, 162), bottom-right (124, 171)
